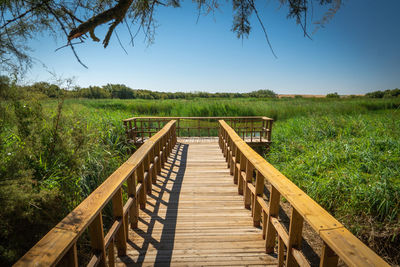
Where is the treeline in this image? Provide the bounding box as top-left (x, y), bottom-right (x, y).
top-left (2, 76), bottom-right (399, 100)
top-left (1, 77), bottom-right (277, 100)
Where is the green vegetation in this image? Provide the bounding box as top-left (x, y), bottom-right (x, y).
top-left (1, 83), bottom-right (399, 264)
top-left (268, 113), bottom-right (400, 262)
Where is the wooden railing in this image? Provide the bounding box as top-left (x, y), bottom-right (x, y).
top-left (15, 120), bottom-right (177, 267)
top-left (123, 116), bottom-right (272, 144)
top-left (218, 120), bottom-right (389, 267)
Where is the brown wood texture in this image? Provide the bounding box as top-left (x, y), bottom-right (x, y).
top-left (219, 120), bottom-right (389, 267)
top-left (116, 142), bottom-right (278, 266)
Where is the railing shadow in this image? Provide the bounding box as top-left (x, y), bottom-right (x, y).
top-left (120, 142), bottom-right (188, 266)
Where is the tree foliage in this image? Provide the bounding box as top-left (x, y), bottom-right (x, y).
top-left (0, 0), bottom-right (342, 72)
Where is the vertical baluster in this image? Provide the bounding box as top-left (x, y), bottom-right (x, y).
top-left (253, 171), bottom-right (264, 227)
top-left (150, 146), bottom-right (157, 184)
top-left (223, 131), bottom-right (228, 160)
top-left (286, 207), bottom-right (304, 267)
top-left (238, 152), bottom-right (246, 195)
top-left (108, 239), bottom-right (115, 267)
top-left (227, 138), bottom-right (231, 168)
top-left (144, 154), bottom-right (152, 194)
top-left (58, 243), bottom-right (78, 267)
top-left (112, 187), bottom-right (127, 256)
top-left (161, 136), bottom-right (166, 167)
top-left (128, 120), bottom-right (133, 140)
top-left (320, 242), bottom-right (339, 267)
top-left (251, 120), bottom-right (253, 142)
top-left (232, 145), bottom-right (238, 183)
top-left (266, 186), bottom-right (280, 253)
top-left (137, 162), bottom-right (146, 210)
top-left (88, 212), bottom-right (106, 267)
top-left (169, 129), bottom-right (173, 154)
top-left (128, 171), bottom-right (138, 229)
top-left (230, 142), bottom-right (235, 176)
top-left (124, 212), bottom-right (129, 241)
top-left (172, 122), bottom-right (177, 145)
top-left (262, 210), bottom-right (267, 239)
top-left (244, 160), bottom-right (253, 209)
top-left (133, 119), bottom-right (137, 144)
top-left (278, 236), bottom-right (284, 267)
top-left (156, 141), bottom-right (162, 175)
top-left (124, 121), bottom-right (128, 141)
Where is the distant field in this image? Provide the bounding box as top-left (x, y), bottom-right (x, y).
top-left (1, 97), bottom-right (399, 265)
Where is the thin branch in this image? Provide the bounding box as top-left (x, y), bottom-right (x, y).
top-left (0, 5), bottom-right (37, 30)
top-left (54, 40), bottom-right (85, 52)
top-left (115, 30), bottom-right (128, 55)
top-left (124, 19), bottom-right (135, 47)
top-left (247, 0), bottom-right (277, 59)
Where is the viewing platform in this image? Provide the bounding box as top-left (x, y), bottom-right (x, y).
top-left (123, 116), bottom-right (273, 148)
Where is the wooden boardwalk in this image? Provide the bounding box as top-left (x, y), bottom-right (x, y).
top-left (16, 120), bottom-right (389, 267)
top-left (116, 141), bottom-right (278, 266)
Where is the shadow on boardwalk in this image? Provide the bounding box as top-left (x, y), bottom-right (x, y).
top-left (120, 143), bottom-right (188, 266)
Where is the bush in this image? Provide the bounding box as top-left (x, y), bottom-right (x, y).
top-left (326, 92), bottom-right (340, 98)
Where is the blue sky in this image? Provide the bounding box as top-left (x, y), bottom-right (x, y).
top-left (26, 0), bottom-right (400, 94)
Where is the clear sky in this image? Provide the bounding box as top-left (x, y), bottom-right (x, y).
top-left (26, 0), bottom-right (400, 94)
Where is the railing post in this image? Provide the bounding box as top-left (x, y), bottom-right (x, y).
top-left (320, 242), bottom-right (339, 267)
top-left (127, 171), bottom-right (138, 229)
top-left (253, 171), bottom-right (264, 227)
top-left (286, 207), bottom-right (304, 267)
top-left (265, 185), bottom-right (280, 253)
top-left (112, 187), bottom-right (127, 256)
top-left (244, 160), bottom-right (253, 209)
top-left (88, 212), bottom-right (107, 267)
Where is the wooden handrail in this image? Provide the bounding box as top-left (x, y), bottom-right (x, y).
top-left (218, 120), bottom-right (389, 267)
top-left (123, 116), bottom-right (273, 144)
top-left (15, 120), bottom-right (177, 267)
top-left (123, 116), bottom-right (273, 122)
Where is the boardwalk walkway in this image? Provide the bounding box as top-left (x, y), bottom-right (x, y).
top-left (116, 141), bottom-right (278, 266)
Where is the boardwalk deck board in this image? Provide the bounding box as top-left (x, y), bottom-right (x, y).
top-left (116, 141), bottom-right (278, 266)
